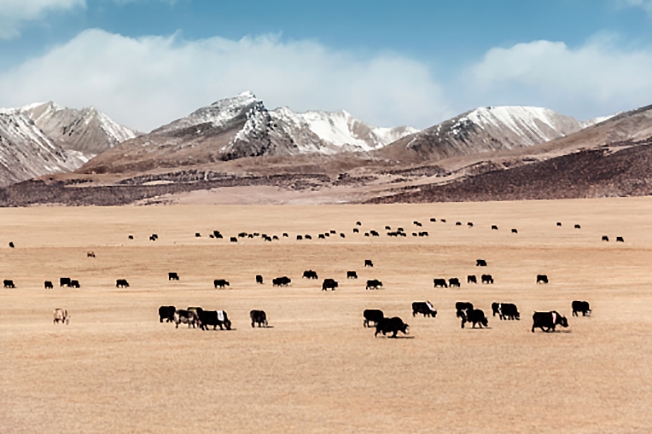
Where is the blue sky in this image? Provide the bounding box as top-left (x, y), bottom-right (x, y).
top-left (1, 0), bottom-right (652, 131)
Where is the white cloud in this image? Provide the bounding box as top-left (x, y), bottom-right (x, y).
top-left (0, 29), bottom-right (450, 131)
top-left (0, 0), bottom-right (85, 39)
top-left (615, 0), bottom-right (652, 14)
top-left (463, 38), bottom-right (652, 120)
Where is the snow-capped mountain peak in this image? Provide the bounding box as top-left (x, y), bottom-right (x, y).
top-left (378, 105), bottom-right (590, 163)
top-left (17, 102), bottom-right (137, 155)
top-left (155, 91), bottom-right (261, 135)
top-left (0, 101), bottom-right (137, 186)
top-left (448, 106), bottom-right (583, 147)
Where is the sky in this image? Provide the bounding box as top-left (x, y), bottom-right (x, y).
top-left (1, 0), bottom-right (652, 132)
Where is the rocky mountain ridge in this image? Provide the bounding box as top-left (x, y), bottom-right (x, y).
top-left (377, 106), bottom-right (590, 163)
top-left (80, 91), bottom-right (419, 173)
top-left (0, 102), bottom-right (136, 186)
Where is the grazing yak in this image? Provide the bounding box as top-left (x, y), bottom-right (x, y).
top-left (481, 274), bottom-right (494, 284)
top-left (574, 224), bottom-right (581, 229)
top-left (430, 218), bottom-right (436, 222)
top-left (433, 278), bottom-right (448, 288)
top-left (467, 275), bottom-right (477, 284)
top-left (572, 301), bottom-right (591, 317)
top-left (375, 317), bottom-right (409, 338)
top-left (297, 235), bottom-right (303, 240)
top-left (476, 259), bottom-right (487, 267)
top-left (500, 304), bottom-right (520, 320)
top-left (69, 280), bottom-right (80, 288)
top-left (230, 237), bottom-right (238, 243)
top-left (366, 279), bottom-right (382, 290)
top-left (250, 310), bottom-right (268, 327)
top-left (353, 228), bottom-right (359, 234)
top-left (491, 225), bottom-right (498, 230)
top-left (449, 278), bottom-right (461, 288)
top-left (493, 303), bottom-right (520, 320)
top-left (53, 308), bottom-right (69, 325)
top-left (532, 311), bottom-right (568, 333)
top-left (168, 272), bottom-right (180, 281)
top-left (536, 275), bottom-right (549, 284)
top-left (213, 279), bottom-right (230, 289)
top-left (364, 260), bottom-right (374, 268)
top-left (273, 276), bottom-right (291, 287)
top-left (511, 229), bottom-right (518, 234)
top-left (461, 309), bottom-right (489, 329)
top-left (616, 237), bottom-right (624, 243)
top-left (412, 301), bottom-right (437, 317)
top-left (9, 242), bottom-right (14, 248)
top-left (305, 235), bottom-right (312, 240)
top-left (3, 279), bottom-right (15, 288)
top-left (456, 302), bottom-right (474, 318)
top-left (303, 270), bottom-right (318, 280)
top-left (557, 222), bottom-right (562, 227)
top-left (363, 309), bottom-right (384, 328)
top-left (158, 306), bottom-right (176, 323)
top-left (602, 236), bottom-right (609, 242)
top-left (87, 251), bottom-right (95, 258)
top-left (456, 222), bottom-right (462, 226)
top-left (173, 309), bottom-right (199, 328)
top-left (322, 278), bottom-right (338, 291)
top-left (197, 309), bottom-right (232, 331)
top-left (256, 275), bottom-right (264, 284)
top-left (116, 279), bottom-right (130, 288)
top-left (467, 222), bottom-right (474, 227)
top-left (60, 277), bottom-right (71, 287)
top-left (347, 271), bottom-right (358, 279)
top-left (44, 281), bottom-right (53, 289)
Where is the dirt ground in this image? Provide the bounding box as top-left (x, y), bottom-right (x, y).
top-left (1, 198), bottom-right (651, 433)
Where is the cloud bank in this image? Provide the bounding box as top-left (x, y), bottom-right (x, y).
top-left (2, 26), bottom-right (652, 131)
top-left (464, 38), bottom-right (652, 120)
top-left (0, 29), bottom-right (449, 131)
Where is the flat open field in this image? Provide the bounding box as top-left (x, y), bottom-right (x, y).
top-left (1, 198), bottom-right (651, 433)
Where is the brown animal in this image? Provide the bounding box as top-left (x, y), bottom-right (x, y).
top-left (53, 308), bottom-right (69, 325)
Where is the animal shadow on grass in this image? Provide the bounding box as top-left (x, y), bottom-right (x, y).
top-left (379, 335), bottom-right (415, 339)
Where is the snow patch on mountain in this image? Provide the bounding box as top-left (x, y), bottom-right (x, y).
top-left (157, 91), bottom-right (259, 135)
top-left (455, 106), bottom-right (582, 146)
top-left (270, 107), bottom-right (418, 153)
top-left (21, 102), bottom-right (137, 150)
top-left (0, 111), bottom-right (80, 185)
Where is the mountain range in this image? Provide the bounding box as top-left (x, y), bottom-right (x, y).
top-left (0, 91), bottom-right (651, 205)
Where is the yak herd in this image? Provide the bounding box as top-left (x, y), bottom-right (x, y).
top-left (40, 217), bottom-right (601, 336)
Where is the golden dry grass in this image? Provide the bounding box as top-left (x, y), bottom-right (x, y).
top-left (1, 198), bottom-right (652, 433)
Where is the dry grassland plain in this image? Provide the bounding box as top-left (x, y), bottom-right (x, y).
top-left (1, 198), bottom-right (652, 433)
